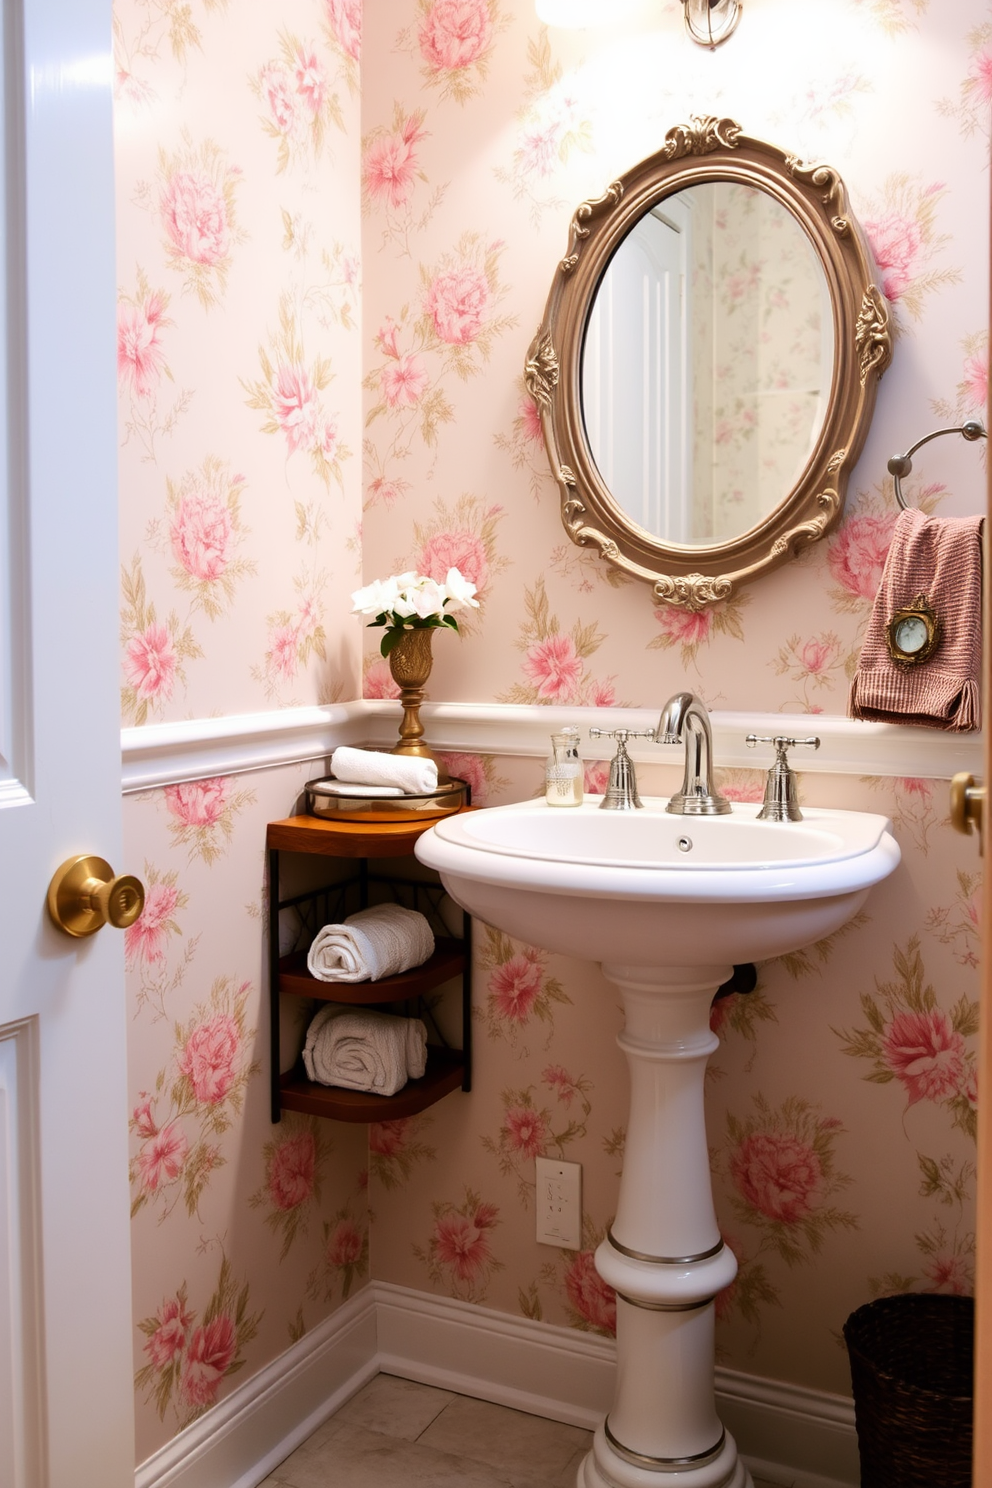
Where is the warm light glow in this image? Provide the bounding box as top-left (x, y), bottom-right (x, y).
top-left (535, 0), bottom-right (641, 27)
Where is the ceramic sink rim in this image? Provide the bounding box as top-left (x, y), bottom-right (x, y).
top-left (416, 797), bottom-right (901, 904)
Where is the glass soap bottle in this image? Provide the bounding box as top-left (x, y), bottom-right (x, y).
top-left (545, 727), bottom-right (583, 807)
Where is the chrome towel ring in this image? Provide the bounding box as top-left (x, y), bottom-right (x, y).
top-left (887, 419), bottom-right (987, 511)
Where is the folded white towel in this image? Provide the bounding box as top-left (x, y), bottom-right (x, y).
top-left (330, 746), bottom-right (438, 794)
top-left (306, 903), bottom-right (435, 983)
top-left (303, 1005), bottom-right (428, 1094)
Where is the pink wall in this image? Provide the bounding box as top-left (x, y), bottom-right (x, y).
top-left (116, 0), bottom-right (987, 1463)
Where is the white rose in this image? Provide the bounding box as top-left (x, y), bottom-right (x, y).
top-left (351, 576), bottom-right (398, 616)
top-left (391, 589), bottom-right (418, 619)
top-left (443, 566), bottom-right (480, 609)
top-left (410, 578), bottom-right (448, 619)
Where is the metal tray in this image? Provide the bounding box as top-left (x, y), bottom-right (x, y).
top-left (304, 775), bottom-right (468, 823)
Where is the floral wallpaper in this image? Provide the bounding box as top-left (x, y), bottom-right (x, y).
top-left (114, 0), bottom-right (989, 1467)
top-left (115, 0), bottom-right (363, 724)
top-left (359, 0), bottom-right (986, 1403)
top-left (689, 182), bottom-right (830, 543)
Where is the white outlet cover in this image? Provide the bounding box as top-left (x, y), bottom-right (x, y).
top-left (535, 1156), bottom-right (582, 1250)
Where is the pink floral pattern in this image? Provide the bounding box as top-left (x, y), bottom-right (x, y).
top-left (369, 1115), bottom-right (438, 1191)
top-left (936, 23), bottom-right (992, 138)
top-left (161, 457), bottom-right (255, 620)
top-left (926, 870), bottom-right (981, 969)
top-left (252, 575), bottom-right (329, 702)
top-left (861, 176), bottom-right (960, 323)
top-left (118, 285), bottom-right (170, 399)
top-left (135, 1256), bottom-right (261, 1426)
top-left (121, 555), bottom-right (201, 725)
top-left (155, 134), bottom-right (244, 308)
top-left (243, 302), bottom-right (351, 490)
top-left (649, 594), bottom-right (749, 671)
top-left (253, 32), bottom-right (343, 172)
top-left (126, 875), bottom-right (182, 966)
top-left (414, 1189), bottom-right (503, 1301)
top-left (563, 1249), bottom-right (616, 1335)
top-left (835, 937), bottom-right (978, 1138)
top-left (325, 0), bottom-right (362, 70)
top-left (249, 1118), bottom-right (331, 1259)
top-left (164, 775), bottom-right (256, 866)
top-left (726, 1095), bottom-right (858, 1267)
top-left (363, 106), bottom-right (443, 258)
top-left (414, 0), bottom-right (505, 104)
top-left (500, 579), bottom-right (621, 707)
top-left (305, 1187), bottom-right (370, 1303)
top-left (434, 751), bottom-right (508, 806)
top-left (482, 1070), bottom-right (592, 1205)
top-left (364, 236), bottom-right (514, 495)
top-left (129, 977), bottom-right (259, 1222)
top-left (827, 510), bottom-right (897, 608)
top-left (479, 927), bottom-right (570, 1047)
top-left (493, 32), bottom-right (593, 225)
top-left (117, 270), bottom-right (192, 462)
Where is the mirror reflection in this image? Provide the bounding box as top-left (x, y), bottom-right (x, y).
top-left (581, 181), bottom-right (834, 548)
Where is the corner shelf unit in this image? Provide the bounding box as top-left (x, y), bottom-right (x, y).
top-left (267, 812), bottom-right (472, 1124)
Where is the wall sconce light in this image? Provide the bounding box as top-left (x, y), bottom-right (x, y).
top-left (682, 0), bottom-right (742, 48)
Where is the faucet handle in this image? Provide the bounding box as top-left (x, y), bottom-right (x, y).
top-left (589, 728), bottom-right (655, 742)
top-left (745, 734), bottom-right (821, 753)
top-left (589, 729), bottom-right (653, 812)
top-left (745, 735), bottom-right (821, 822)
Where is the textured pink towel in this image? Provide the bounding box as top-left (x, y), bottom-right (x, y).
top-left (849, 507), bottom-right (983, 731)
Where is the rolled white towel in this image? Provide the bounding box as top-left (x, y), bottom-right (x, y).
top-left (303, 1005), bottom-right (428, 1094)
top-left (330, 746), bottom-right (438, 794)
top-left (306, 903), bottom-right (435, 983)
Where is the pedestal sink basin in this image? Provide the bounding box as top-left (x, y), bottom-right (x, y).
top-left (417, 797), bottom-right (900, 1488)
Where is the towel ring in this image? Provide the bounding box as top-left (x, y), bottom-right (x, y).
top-left (887, 419), bottom-right (987, 511)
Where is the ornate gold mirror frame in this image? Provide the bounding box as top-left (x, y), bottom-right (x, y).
top-left (525, 116), bottom-right (892, 611)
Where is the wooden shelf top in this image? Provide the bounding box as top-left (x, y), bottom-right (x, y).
top-left (279, 1045), bottom-right (465, 1123)
top-left (267, 811), bottom-right (465, 858)
top-left (277, 938), bottom-right (466, 1004)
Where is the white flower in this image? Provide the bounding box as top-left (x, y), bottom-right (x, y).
top-left (443, 566), bottom-right (480, 610)
top-left (353, 566), bottom-right (478, 634)
top-left (391, 589), bottom-right (419, 619)
top-left (351, 576), bottom-right (399, 616)
top-left (410, 579), bottom-right (443, 618)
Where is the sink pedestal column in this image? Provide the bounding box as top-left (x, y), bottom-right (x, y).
top-left (578, 963), bottom-right (752, 1488)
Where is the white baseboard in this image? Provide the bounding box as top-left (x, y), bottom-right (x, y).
top-left (135, 1282), bottom-right (859, 1488)
top-left (134, 1290), bottom-right (378, 1488)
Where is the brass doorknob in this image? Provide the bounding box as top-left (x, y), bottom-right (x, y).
top-left (949, 773), bottom-right (985, 850)
top-left (47, 855), bottom-right (145, 938)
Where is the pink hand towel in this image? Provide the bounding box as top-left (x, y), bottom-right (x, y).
top-left (849, 507), bottom-right (983, 731)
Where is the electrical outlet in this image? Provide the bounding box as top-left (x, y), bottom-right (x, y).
top-left (535, 1157), bottom-right (581, 1249)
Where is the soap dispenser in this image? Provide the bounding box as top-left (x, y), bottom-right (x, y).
top-left (545, 727), bottom-right (583, 806)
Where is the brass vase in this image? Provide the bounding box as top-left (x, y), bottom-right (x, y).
top-left (387, 627), bottom-right (449, 785)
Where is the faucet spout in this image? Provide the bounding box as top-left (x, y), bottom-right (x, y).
top-left (655, 691), bottom-right (732, 816)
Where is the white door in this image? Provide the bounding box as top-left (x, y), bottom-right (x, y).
top-left (0, 2), bottom-right (134, 1486)
top-left (581, 200), bottom-right (691, 542)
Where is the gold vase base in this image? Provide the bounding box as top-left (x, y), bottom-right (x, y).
top-left (306, 776), bottom-right (468, 823)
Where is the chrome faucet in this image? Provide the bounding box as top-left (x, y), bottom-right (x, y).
top-left (655, 692), bottom-right (732, 816)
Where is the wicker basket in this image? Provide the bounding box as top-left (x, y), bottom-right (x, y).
top-left (843, 1294), bottom-right (974, 1488)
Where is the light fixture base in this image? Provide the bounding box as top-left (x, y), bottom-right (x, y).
top-left (682, 0), bottom-right (742, 48)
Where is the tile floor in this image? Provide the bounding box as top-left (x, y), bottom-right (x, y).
top-left (261, 1374), bottom-right (783, 1488)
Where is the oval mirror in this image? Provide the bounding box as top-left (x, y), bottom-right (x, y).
top-left (526, 117), bottom-right (892, 610)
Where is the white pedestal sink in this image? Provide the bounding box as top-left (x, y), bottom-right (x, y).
top-left (417, 797), bottom-right (900, 1488)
